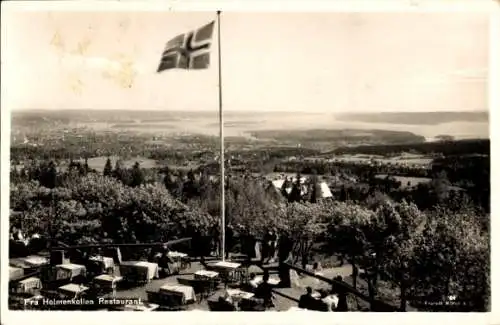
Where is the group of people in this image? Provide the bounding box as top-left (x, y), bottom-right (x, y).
top-left (298, 276), bottom-right (349, 312)
top-left (206, 224), bottom-right (280, 264)
top-left (216, 271), bottom-right (276, 311)
top-left (260, 228), bottom-right (279, 264)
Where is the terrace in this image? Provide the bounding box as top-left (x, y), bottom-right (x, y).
top-left (9, 244), bottom-right (405, 312)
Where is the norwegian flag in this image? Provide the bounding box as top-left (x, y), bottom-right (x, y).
top-left (157, 21), bottom-right (215, 72)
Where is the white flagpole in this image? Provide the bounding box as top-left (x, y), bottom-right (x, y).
top-left (217, 11), bottom-right (225, 261)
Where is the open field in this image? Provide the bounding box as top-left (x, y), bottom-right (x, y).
top-left (329, 154), bottom-right (433, 166)
top-left (375, 174), bottom-right (432, 188)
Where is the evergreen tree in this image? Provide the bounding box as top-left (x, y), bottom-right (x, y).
top-left (84, 157), bottom-right (90, 173)
top-left (339, 185), bottom-right (348, 201)
top-left (163, 167), bottom-right (177, 193)
top-left (130, 162), bottom-right (144, 188)
top-left (113, 160), bottom-right (124, 181)
top-left (103, 158), bottom-right (113, 177)
top-left (289, 172), bottom-right (302, 202)
top-left (41, 160), bottom-right (57, 189)
top-left (183, 169), bottom-right (199, 200)
top-left (309, 172), bottom-right (320, 203)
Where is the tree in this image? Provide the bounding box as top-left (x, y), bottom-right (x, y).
top-left (289, 172), bottom-right (302, 203)
top-left (103, 158), bottom-right (113, 177)
top-left (183, 169), bottom-right (199, 201)
top-left (130, 162), bottom-right (144, 188)
top-left (40, 161), bottom-right (57, 189)
top-left (430, 171), bottom-right (451, 205)
top-left (308, 172), bottom-right (320, 203)
top-left (11, 166), bottom-right (20, 184)
top-left (83, 157), bottom-right (90, 174)
top-left (113, 159), bottom-right (126, 184)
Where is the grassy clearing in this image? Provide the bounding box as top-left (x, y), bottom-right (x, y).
top-left (86, 156), bottom-right (158, 171)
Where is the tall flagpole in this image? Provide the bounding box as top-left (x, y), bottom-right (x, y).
top-left (217, 11), bottom-right (225, 261)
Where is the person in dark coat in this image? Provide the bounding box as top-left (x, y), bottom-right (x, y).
top-left (268, 229), bottom-right (277, 262)
top-left (225, 224), bottom-right (234, 260)
top-left (331, 276), bottom-right (348, 311)
top-left (210, 224), bottom-right (220, 257)
top-left (261, 230), bottom-right (272, 264)
top-left (298, 287), bottom-right (317, 310)
top-left (255, 273), bottom-right (274, 308)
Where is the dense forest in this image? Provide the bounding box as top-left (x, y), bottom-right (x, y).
top-left (9, 146), bottom-right (490, 311)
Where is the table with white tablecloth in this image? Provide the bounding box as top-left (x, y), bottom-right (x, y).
top-left (119, 261), bottom-right (159, 283)
top-left (159, 284), bottom-right (196, 304)
top-left (167, 251), bottom-right (188, 259)
top-left (23, 255), bottom-right (49, 267)
top-left (167, 251), bottom-right (190, 273)
top-left (93, 274), bottom-right (123, 290)
top-left (194, 270), bottom-right (219, 280)
top-left (16, 277), bottom-right (42, 294)
top-left (211, 261), bottom-right (247, 284)
top-left (56, 264), bottom-right (86, 281)
top-left (58, 283), bottom-right (89, 299)
top-left (225, 289), bottom-right (254, 301)
top-left (89, 256), bottom-right (115, 270)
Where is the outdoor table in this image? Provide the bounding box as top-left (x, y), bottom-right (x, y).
top-left (224, 289), bottom-right (255, 310)
top-left (23, 255), bottom-right (49, 267)
top-left (89, 256), bottom-right (115, 272)
top-left (212, 261), bottom-right (247, 284)
top-left (194, 270), bottom-right (219, 280)
top-left (16, 277), bottom-right (42, 294)
top-left (159, 284), bottom-right (196, 305)
top-left (56, 264), bottom-right (87, 281)
top-left (167, 251), bottom-right (188, 259)
top-left (226, 288), bottom-right (254, 301)
top-left (167, 251), bottom-right (190, 271)
top-left (58, 283), bottom-right (89, 299)
top-left (119, 261), bottom-right (159, 284)
top-left (93, 274), bottom-right (123, 291)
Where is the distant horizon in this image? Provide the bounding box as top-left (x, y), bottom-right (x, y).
top-left (11, 108), bottom-right (489, 114)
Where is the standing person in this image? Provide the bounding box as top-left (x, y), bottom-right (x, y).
top-left (191, 228), bottom-right (202, 260)
top-left (277, 231), bottom-right (293, 288)
top-left (210, 224), bottom-right (220, 257)
top-left (240, 226), bottom-right (254, 265)
top-left (262, 229), bottom-right (274, 264)
top-left (268, 228), bottom-right (277, 263)
top-left (332, 276), bottom-right (348, 311)
top-left (261, 230), bottom-right (271, 264)
top-left (225, 224), bottom-right (234, 260)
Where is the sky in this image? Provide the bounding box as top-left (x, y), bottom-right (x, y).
top-left (3, 11), bottom-right (489, 112)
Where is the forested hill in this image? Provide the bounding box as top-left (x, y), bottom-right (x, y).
top-left (334, 111), bottom-right (489, 125)
top-left (250, 129), bottom-right (425, 145)
top-left (332, 139), bottom-right (490, 156)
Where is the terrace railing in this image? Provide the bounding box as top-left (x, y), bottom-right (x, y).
top-left (279, 262), bottom-right (400, 312)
